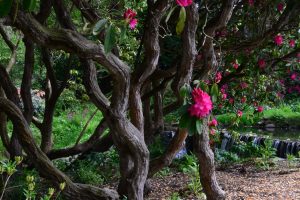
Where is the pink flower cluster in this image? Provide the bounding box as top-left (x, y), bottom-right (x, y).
top-left (220, 84), bottom-right (228, 101)
top-left (210, 129), bottom-right (216, 135)
top-left (290, 73), bottom-right (297, 80)
top-left (289, 40), bottom-right (296, 48)
top-left (176, 0), bottom-right (193, 7)
top-left (248, 0), bottom-right (254, 6)
top-left (288, 85), bottom-right (300, 94)
top-left (240, 82), bottom-right (248, 89)
top-left (258, 59), bottom-right (266, 69)
top-left (241, 96), bottom-right (247, 103)
top-left (188, 88), bottom-right (213, 119)
top-left (257, 106), bottom-right (264, 113)
top-left (277, 2), bottom-right (284, 12)
top-left (274, 34), bottom-right (283, 46)
top-left (237, 110), bottom-right (243, 117)
top-left (277, 92), bottom-right (284, 99)
top-left (215, 72), bottom-right (222, 83)
top-left (232, 61), bottom-right (239, 69)
top-left (279, 79), bottom-right (285, 85)
top-left (208, 118), bottom-right (218, 127)
top-left (124, 9), bottom-right (138, 29)
top-left (222, 93), bottom-right (227, 100)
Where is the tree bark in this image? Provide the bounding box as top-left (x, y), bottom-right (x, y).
top-left (21, 37), bottom-right (34, 123)
top-left (153, 81), bottom-right (164, 132)
top-left (143, 84), bottom-right (154, 144)
top-left (82, 59), bottom-right (149, 199)
top-left (0, 87), bottom-right (10, 151)
top-left (0, 65), bottom-right (22, 157)
top-left (194, 118), bottom-right (225, 200)
top-left (39, 49), bottom-right (70, 153)
top-left (109, 117), bottom-right (149, 200)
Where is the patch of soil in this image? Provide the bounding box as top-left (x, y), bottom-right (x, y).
top-left (146, 160), bottom-right (300, 200)
top-left (146, 172), bottom-right (191, 200)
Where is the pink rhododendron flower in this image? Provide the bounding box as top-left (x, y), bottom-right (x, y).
top-left (210, 129), bottom-right (216, 135)
top-left (209, 118), bottom-right (218, 127)
top-left (123, 9), bottom-right (136, 21)
top-left (215, 72), bottom-right (222, 83)
top-left (221, 84), bottom-right (228, 90)
top-left (253, 101), bottom-right (258, 107)
top-left (289, 40), bottom-right (296, 48)
top-left (277, 2), bottom-right (284, 12)
top-left (188, 88), bottom-right (213, 119)
top-left (232, 61), bottom-right (239, 69)
top-left (241, 96), bottom-right (247, 103)
top-left (295, 85), bottom-right (300, 93)
top-left (257, 106), bottom-right (264, 113)
top-left (204, 80), bottom-right (210, 85)
top-left (176, 0), bottom-right (193, 7)
top-left (277, 92), bottom-right (284, 99)
top-left (291, 73), bottom-right (297, 80)
top-left (258, 59), bottom-right (266, 69)
top-left (220, 88), bottom-right (226, 94)
top-left (240, 82), bottom-right (248, 89)
top-left (129, 19), bottom-right (138, 29)
top-left (237, 110), bottom-right (243, 117)
top-left (124, 9), bottom-right (138, 29)
top-left (229, 98), bottom-right (234, 104)
top-left (274, 34), bottom-right (283, 46)
top-left (279, 79), bottom-right (285, 85)
top-left (222, 93), bottom-right (227, 100)
top-left (248, 0), bottom-right (254, 6)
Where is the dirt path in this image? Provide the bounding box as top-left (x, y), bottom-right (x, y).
top-left (146, 162), bottom-right (300, 200)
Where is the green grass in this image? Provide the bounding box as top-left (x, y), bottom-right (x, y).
top-left (216, 101), bottom-right (300, 127)
top-left (52, 105), bottom-right (103, 149)
top-left (262, 103), bottom-right (300, 126)
top-left (216, 112), bottom-right (259, 126)
top-left (0, 103), bottom-right (103, 159)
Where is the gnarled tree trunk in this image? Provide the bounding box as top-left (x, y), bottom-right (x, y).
top-left (194, 118), bottom-right (225, 200)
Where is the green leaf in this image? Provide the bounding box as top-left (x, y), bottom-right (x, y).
top-left (23, 0), bottom-right (37, 12)
top-left (177, 104), bottom-right (189, 116)
top-left (120, 25), bottom-right (127, 42)
top-left (0, 0), bottom-right (13, 17)
top-left (92, 19), bottom-right (108, 35)
top-left (165, 6), bottom-right (176, 24)
top-left (187, 118), bottom-right (197, 136)
top-left (179, 84), bottom-right (190, 98)
top-left (104, 24), bottom-right (117, 54)
top-left (176, 7), bottom-right (186, 35)
top-left (211, 83), bottom-right (219, 103)
top-left (195, 119), bottom-right (202, 134)
top-left (200, 82), bottom-right (209, 92)
top-left (179, 113), bottom-right (190, 129)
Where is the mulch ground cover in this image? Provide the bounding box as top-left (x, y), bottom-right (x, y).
top-left (146, 160), bottom-right (300, 200)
